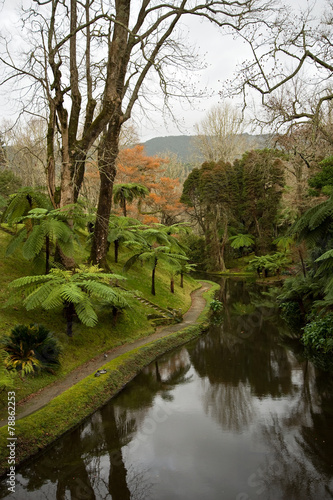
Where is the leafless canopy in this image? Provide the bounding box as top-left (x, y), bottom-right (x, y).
top-left (223, 0), bottom-right (333, 139)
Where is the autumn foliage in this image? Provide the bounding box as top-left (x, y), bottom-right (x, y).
top-left (83, 145), bottom-right (185, 224)
top-left (115, 146), bottom-right (185, 224)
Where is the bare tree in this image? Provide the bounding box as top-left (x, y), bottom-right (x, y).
top-left (0, 0), bottom-right (273, 267)
top-left (224, 1), bottom-right (333, 141)
top-left (193, 102), bottom-right (246, 163)
top-left (3, 118), bottom-right (50, 187)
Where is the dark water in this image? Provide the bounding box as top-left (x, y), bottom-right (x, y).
top-left (1, 279), bottom-right (333, 500)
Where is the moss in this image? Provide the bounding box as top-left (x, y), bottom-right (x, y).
top-left (0, 281), bottom-right (219, 477)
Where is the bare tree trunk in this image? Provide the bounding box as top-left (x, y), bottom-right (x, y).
top-left (219, 216), bottom-right (228, 272)
top-left (46, 104), bottom-right (57, 208)
top-left (64, 301), bottom-right (75, 337)
top-left (90, 119), bottom-right (121, 268)
top-left (114, 239), bottom-right (119, 263)
top-left (45, 235), bottom-right (50, 274)
top-left (151, 258), bottom-right (157, 296)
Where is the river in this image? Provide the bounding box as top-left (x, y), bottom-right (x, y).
top-left (1, 278), bottom-right (333, 499)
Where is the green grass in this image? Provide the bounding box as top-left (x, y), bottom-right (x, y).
top-left (0, 228), bottom-right (199, 411)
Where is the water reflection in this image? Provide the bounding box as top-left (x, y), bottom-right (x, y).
top-left (1, 279), bottom-right (333, 499)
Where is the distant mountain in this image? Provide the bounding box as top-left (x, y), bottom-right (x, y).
top-left (142, 133), bottom-right (273, 163)
top-left (142, 135), bottom-right (195, 162)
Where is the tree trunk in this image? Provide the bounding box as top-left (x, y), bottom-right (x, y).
top-left (102, 405), bottom-right (131, 500)
top-left (170, 277), bottom-right (175, 294)
top-left (180, 272), bottom-right (184, 288)
top-left (64, 301), bottom-right (75, 337)
top-left (45, 235), bottom-right (50, 274)
top-left (219, 216), bottom-right (228, 272)
top-left (114, 239), bottom-right (119, 263)
top-left (299, 248), bottom-right (307, 277)
top-left (155, 361), bottom-right (162, 382)
top-left (46, 104), bottom-right (57, 208)
top-left (90, 119), bottom-right (121, 268)
top-left (151, 258), bottom-right (157, 296)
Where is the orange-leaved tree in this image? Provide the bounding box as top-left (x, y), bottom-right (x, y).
top-left (116, 145), bottom-right (185, 225)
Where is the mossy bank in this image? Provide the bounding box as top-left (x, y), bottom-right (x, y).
top-left (0, 281), bottom-right (219, 478)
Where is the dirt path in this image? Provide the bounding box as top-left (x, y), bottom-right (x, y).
top-left (0, 282), bottom-right (211, 427)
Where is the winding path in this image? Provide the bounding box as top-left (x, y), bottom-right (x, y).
top-left (0, 282), bottom-right (211, 426)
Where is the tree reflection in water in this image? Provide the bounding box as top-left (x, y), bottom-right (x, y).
top-left (2, 279), bottom-right (333, 499)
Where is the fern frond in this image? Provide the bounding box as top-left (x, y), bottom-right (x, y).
top-left (84, 282), bottom-right (130, 307)
top-left (57, 238), bottom-right (74, 257)
top-left (24, 282), bottom-right (56, 310)
top-left (5, 228), bottom-right (28, 256)
top-left (57, 284), bottom-right (85, 306)
top-left (22, 225), bottom-right (45, 260)
top-left (45, 219), bottom-right (72, 243)
top-left (9, 274), bottom-right (51, 289)
top-left (74, 298), bottom-right (98, 327)
top-left (123, 253), bottom-right (143, 272)
top-left (315, 249), bottom-right (333, 262)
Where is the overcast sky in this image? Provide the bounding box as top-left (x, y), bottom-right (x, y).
top-left (137, 0), bottom-right (326, 141)
top-left (0, 0), bottom-right (326, 142)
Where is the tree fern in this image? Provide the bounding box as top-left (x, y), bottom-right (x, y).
top-left (1, 188), bottom-right (51, 224)
top-left (8, 267), bottom-right (130, 336)
top-left (113, 183), bottom-right (149, 217)
top-left (1, 324), bottom-right (61, 376)
top-left (6, 205), bottom-right (76, 273)
top-left (292, 196), bottom-right (333, 244)
top-left (229, 233), bottom-right (255, 249)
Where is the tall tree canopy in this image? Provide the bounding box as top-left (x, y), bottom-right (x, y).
top-left (181, 149), bottom-right (285, 269)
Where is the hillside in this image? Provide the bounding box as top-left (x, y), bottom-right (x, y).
top-left (142, 133), bottom-right (273, 163)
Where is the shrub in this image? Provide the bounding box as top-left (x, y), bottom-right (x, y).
top-left (1, 324), bottom-right (62, 376)
top-left (301, 314), bottom-right (333, 354)
top-left (247, 252), bottom-right (290, 278)
top-left (210, 299), bottom-right (223, 312)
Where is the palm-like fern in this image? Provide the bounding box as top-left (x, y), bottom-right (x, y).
top-left (113, 183), bottom-right (149, 217)
top-left (9, 266), bottom-right (130, 337)
top-left (6, 207), bottom-right (76, 274)
top-left (291, 195), bottom-right (333, 246)
top-left (107, 215), bottom-right (144, 262)
top-left (1, 187), bottom-right (51, 224)
top-left (229, 233), bottom-right (255, 250)
top-left (123, 227), bottom-right (188, 296)
top-left (273, 235), bottom-right (295, 253)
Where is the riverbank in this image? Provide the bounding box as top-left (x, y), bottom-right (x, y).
top-left (0, 280), bottom-right (219, 477)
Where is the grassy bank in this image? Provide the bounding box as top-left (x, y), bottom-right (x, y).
top-left (0, 282), bottom-right (219, 477)
top-left (0, 228), bottom-right (199, 413)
